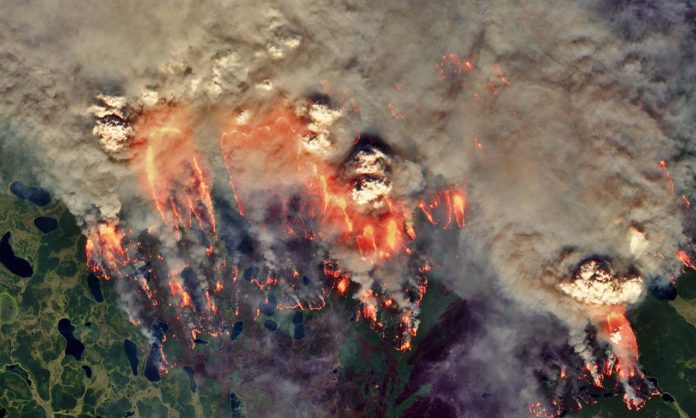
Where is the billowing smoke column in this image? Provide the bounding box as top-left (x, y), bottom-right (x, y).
top-left (85, 95), bottom-right (466, 357)
top-left (556, 258), bottom-right (655, 410)
top-left (3, 0), bottom-right (696, 416)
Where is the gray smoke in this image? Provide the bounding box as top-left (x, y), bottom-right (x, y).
top-left (1, 0), bottom-right (695, 415)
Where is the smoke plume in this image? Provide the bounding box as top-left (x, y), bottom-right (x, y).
top-left (2, 0), bottom-right (695, 415)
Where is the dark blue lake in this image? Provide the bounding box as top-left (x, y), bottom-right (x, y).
top-left (57, 318), bottom-right (84, 360)
top-left (10, 181), bottom-right (51, 206)
top-left (183, 365), bottom-right (197, 393)
top-left (144, 322), bottom-right (168, 382)
top-left (144, 344), bottom-right (162, 382)
top-left (230, 392), bottom-right (243, 411)
top-left (259, 294), bottom-right (277, 316)
top-left (34, 216), bottom-right (58, 233)
top-left (87, 273), bottom-right (104, 302)
top-left (124, 339), bottom-right (139, 376)
top-left (0, 232), bottom-right (33, 278)
top-left (293, 324), bottom-right (305, 340)
top-left (264, 319), bottom-right (278, 331)
top-left (230, 321), bottom-right (244, 341)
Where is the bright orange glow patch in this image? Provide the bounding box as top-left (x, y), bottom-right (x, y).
top-left (386, 218), bottom-right (400, 250)
top-left (418, 187), bottom-right (467, 228)
top-left (473, 136), bottom-right (483, 152)
top-left (356, 225), bottom-right (377, 257)
top-left (594, 306), bottom-right (641, 383)
top-left (436, 53), bottom-right (474, 80)
top-left (133, 107), bottom-right (216, 234)
top-left (89, 99), bottom-right (473, 356)
top-left (169, 278), bottom-right (192, 308)
top-left (362, 304), bottom-right (377, 322)
top-left (676, 250), bottom-right (696, 270)
top-left (218, 101), bottom-right (428, 262)
top-left (86, 222), bottom-right (128, 278)
top-left (336, 275), bottom-right (350, 295)
top-left (681, 194), bottom-right (691, 208)
top-left (451, 191), bottom-right (466, 228)
top-left (491, 63), bottom-right (510, 86)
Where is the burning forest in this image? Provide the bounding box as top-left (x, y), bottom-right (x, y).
top-left (86, 96), bottom-right (468, 358)
top-left (2, 0), bottom-right (696, 417)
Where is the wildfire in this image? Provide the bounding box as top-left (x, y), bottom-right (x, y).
top-left (86, 222), bottom-right (128, 277)
top-left (418, 187), bottom-right (467, 228)
top-left (528, 401), bottom-right (555, 418)
top-left (84, 97), bottom-right (472, 366)
top-left (218, 100), bottom-right (461, 263)
top-left (217, 101), bottom-right (470, 351)
top-left (491, 63), bottom-right (511, 86)
top-left (528, 304), bottom-right (656, 417)
top-left (676, 250), bottom-right (696, 270)
top-left (134, 107), bottom-right (216, 234)
top-left (336, 275), bottom-right (350, 295)
top-left (436, 53), bottom-right (473, 80)
top-left (361, 303), bottom-right (378, 322)
top-left (219, 104), bottom-right (309, 217)
top-left (682, 194), bottom-right (691, 208)
top-left (586, 305), bottom-right (652, 411)
top-left (396, 310), bottom-right (419, 352)
top-left (473, 136), bottom-right (483, 152)
top-left (169, 277), bottom-right (193, 309)
top-left (657, 160), bottom-right (673, 190)
top-left (601, 308), bottom-right (639, 380)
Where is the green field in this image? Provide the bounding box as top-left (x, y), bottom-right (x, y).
top-left (0, 184), bottom-right (233, 417)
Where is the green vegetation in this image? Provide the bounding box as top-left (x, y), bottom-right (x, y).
top-left (574, 277), bottom-right (696, 418)
top-left (0, 150), bottom-right (694, 417)
top-left (0, 292), bottom-right (18, 324)
top-left (0, 184), bottom-right (232, 417)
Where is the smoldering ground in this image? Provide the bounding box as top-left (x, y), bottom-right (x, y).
top-left (2, 0), bottom-right (696, 416)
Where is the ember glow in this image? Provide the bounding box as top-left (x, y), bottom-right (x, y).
top-left (418, 187), bottom-right (467, 229)
top-left (86, 222), bottom-right (128, 277)
top-left (601, 309), bottom-right (639, 380)
top-left (83, 98), bottom-right (467, 361)
top-left (676, 249), bottom-right (696, 271)
top-left (219, 102), bottom-right (433, 261)
top-left (79, 90), bottom-right (690, 417)
top-left (135, 107), bottom-right (216, 235)
top-left (10, 1), bottom-right (696, 416)
top-left (526, 303), bottom-right (659, 416)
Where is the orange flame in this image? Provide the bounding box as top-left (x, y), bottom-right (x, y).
top-left (218, 101), bottom-right (426, 261)
top-left (658, 160), bottom-right (675, 193)
top-left (92, 100), bottom-right (473, 355)
top-left (133, 107), bottom-right (216, 234)
top-left (336, 275), bottom-right (350, 295)
top-left (356, 225), bottom-right (377, 257)
top-left (168, 278), bottom-right (192, 308)
top-left (590, 306), bottom-right (642, 394)
top-left (676, 250), bottom-right (696, 270)
top-left (681, 194), bottom-right (691, 208)
top-left (86, 222), bottom-right (128, 278)
top-left (418, 187), bottom-right (467, 228)
top-left (436, 53), bottom-right (474, 80)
